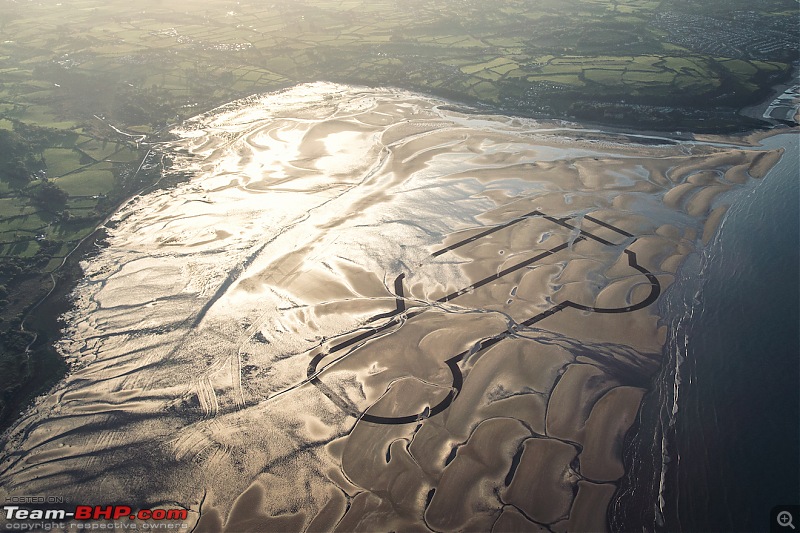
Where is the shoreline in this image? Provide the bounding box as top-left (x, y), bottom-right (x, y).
top-left (0, 148), bottom-right (168, 436)
top-left (415, 83), bottom-right (798, 148)
top-left (612, 130), bottom-right (799, 530)
top-left (0, 83), bottom-right (792, 532)
top-left (739, 64), bottom-right (800, 123)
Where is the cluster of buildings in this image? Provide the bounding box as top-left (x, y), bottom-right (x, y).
top-left (654, 11), bottom-right (797, 61)
top-left (763, 85), bottom-right (800, 124)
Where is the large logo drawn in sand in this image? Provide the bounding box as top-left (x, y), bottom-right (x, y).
top-left (303, 208), bottom-right (660, 425)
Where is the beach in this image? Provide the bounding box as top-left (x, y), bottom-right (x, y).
top-left (0, 83), bottom-right (788, 531)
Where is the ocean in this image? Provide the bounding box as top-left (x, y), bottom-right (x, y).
top-left (614, 132), bottom-right (800, 531)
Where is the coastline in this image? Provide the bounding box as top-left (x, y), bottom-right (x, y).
top-left (0, 83), bottom-right (793, 532)
top-left (0, 72), bottom-right (795, 533)
top-left (612, 131), bottom-right (799, 531)
top-left (0, 149), bottom-right (167, 436)
top-left (666, 132), bottom-right (799, 530)
top-left (738, 64), bottom-right (800, 123)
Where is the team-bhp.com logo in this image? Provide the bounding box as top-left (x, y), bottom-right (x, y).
top-left (4, 505), bottom-right (188, 530)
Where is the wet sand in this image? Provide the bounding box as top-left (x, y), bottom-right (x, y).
top-left (0, 83), bottom-right (786, 531)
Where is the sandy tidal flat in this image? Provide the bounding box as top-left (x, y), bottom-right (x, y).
top-left (0, 83), bottom-right (785, 532)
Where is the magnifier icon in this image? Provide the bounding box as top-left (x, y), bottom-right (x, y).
top-left (778, 511), bottom-right (796, 530)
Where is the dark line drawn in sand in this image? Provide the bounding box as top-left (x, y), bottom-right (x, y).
top-left (304, 209), bottom-right (660, 425)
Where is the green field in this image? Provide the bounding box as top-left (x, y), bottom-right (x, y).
top-left (53, 166), bottom-right (116, 197)
top-left (0, 0), bottom-right (794, 136)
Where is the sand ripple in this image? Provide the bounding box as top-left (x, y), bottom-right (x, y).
top-left (0, 83), bottom-right (784, 531)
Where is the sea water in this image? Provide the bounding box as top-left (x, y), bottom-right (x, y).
top-left (614, 132), bottom-right (799, 531)
top-left (672, 133), bottom-right (799, 530)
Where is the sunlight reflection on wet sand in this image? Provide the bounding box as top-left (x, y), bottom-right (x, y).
top-left (0, 83), bottom-right (784, 532)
